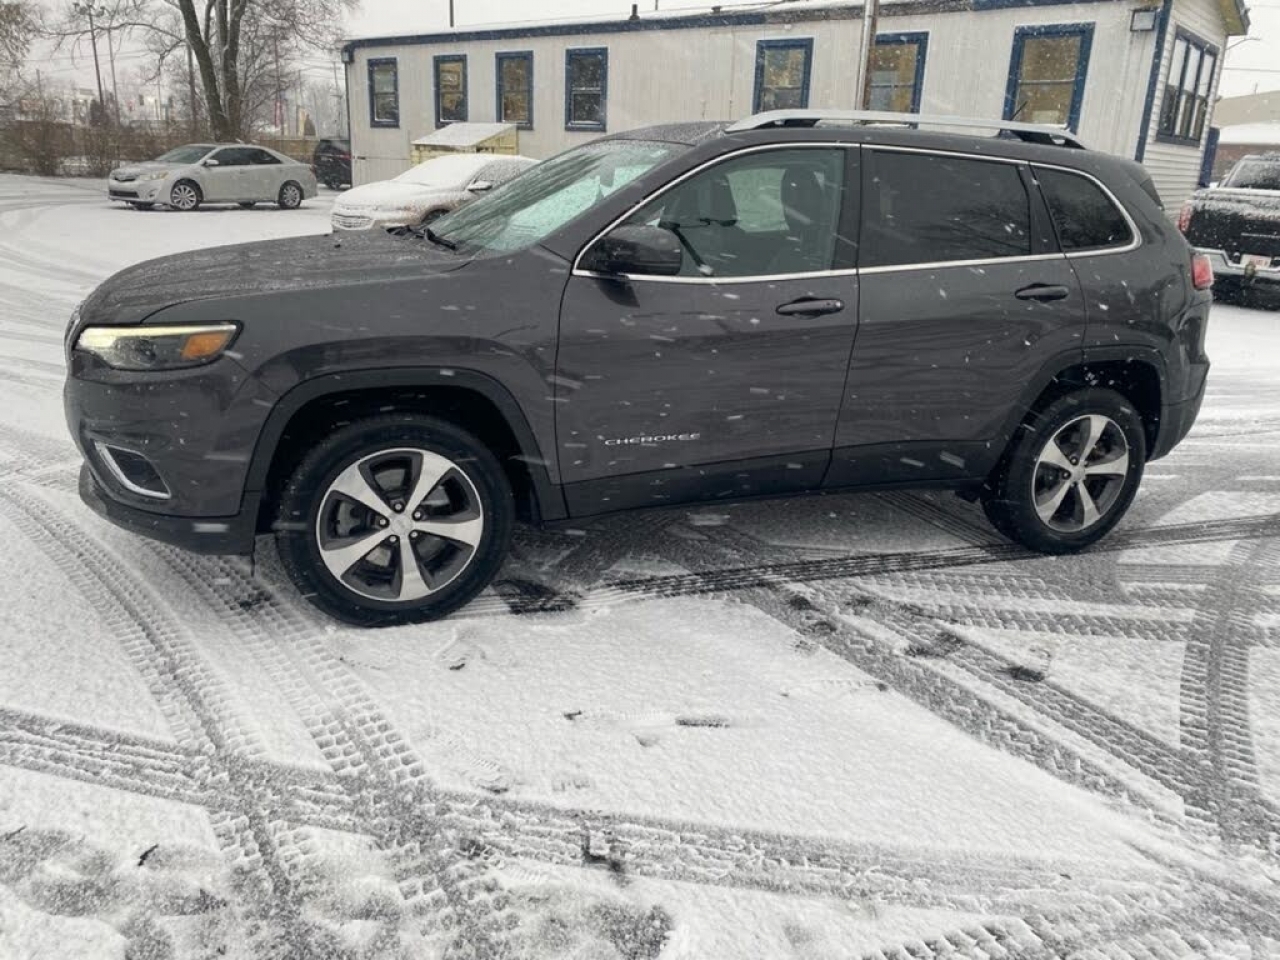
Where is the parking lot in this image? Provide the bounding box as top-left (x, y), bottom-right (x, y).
top-left (2, 173), bottom-right (1279, 958)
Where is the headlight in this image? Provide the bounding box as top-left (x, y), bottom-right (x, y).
top-left (75, 323), bottom-right (239, 371)
top-left (140, 171), bottom-right (169, 181)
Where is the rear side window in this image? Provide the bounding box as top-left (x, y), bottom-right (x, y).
top-left (1034, 167), bottom-right (1133, 251)
top-left (861, 151), bottom-right (1031, 267)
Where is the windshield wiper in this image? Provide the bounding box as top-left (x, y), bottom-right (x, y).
top-left (421, 226), bottom-right (457, 251)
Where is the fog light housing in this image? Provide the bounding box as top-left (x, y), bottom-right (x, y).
top-left (94, 442), bottom-right (171, 499)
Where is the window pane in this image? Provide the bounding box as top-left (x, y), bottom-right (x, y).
top-left (502, 91), bottom-right (530, 124)
top-left (502, 59), bottom-right (529, 92)
top-left (436, 59), bottom-right (466, 123)
top-left (370, 62), bottom-right (397, 124)
top-left (869, 40), bottom-right (922, 112)
top-left (862, 152), bottom-right (1031, 267)
top-left (1035, 167), bottom-right (1132, 250)
top-left (571, 54), bottom-right (604, 90)
top-left (757, 43), bottom-right (810, 111)
top-left (1019, 35), bottom-right (1082, 83)
top-left (571, 92), bottom-right (603, 124)
top-left (622, 148), bottom-right (846, 278)
top-left (764, 48), bottom-right (806, 89)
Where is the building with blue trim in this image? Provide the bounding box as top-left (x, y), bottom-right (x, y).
top-left (342, 0), bottom-right (1247, 206)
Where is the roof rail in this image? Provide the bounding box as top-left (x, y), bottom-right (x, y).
top-left (725, 110), bottom-right (1089, 149)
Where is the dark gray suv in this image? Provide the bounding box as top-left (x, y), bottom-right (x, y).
top-left (65, 110), bottom-right (1213, 625)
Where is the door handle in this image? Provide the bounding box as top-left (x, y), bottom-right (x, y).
top-left (776, 297), bottom-right (845, 317)
top-left (1014, 284), bottom-right (1071, 302)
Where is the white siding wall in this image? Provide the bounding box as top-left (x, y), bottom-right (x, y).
top-left (1142, 0), bottom-right (1229, 208)
top-left (345, 2), bottom-right (1217, 190)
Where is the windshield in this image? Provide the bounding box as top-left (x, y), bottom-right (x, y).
top-left (394, 155), bottom-right (491, 188)
top-left (1224, 160), bottom-right (1280, 191)
top-left (430, 140), bottom-right (683, 254)
top-left (154, 145), bottom-right (215, 165)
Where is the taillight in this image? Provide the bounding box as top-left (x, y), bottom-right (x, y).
top-left (1177, 203), bottom-right (1192, 233)
top-left (1191, 252), bottom-right (1213, 291)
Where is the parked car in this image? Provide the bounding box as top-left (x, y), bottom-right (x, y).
top-left (107, 143), bottom-right (318, 212)
top-left (313, 138), bottom-right (352, 190)
top-left (66, 110), bottom-right (1211, 625)
top-left (1180, 153), bottom-right (1280, 306)
top-left (330, 153), bottom-right (536, 231)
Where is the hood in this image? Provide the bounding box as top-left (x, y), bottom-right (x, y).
top-left (110, 161), bottom-right (182, 180)
top-left (334, 181), bottom-right (460, 212)
top-left (81, 231), bottom-right (465, 326)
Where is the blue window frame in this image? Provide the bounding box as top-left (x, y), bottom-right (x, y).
top-left (565, 47), bottom-right (608, 130)
top-left (870, 32), bottom-right (928, 113)
top-left (1157, 29), bottom-right (1218, 145)
top-left (1003, 23), bottom-right (1093, 132)
top-left (496, 51), bottom-right (533, 130)
top-left (753, 38), bottom-right (813, 113)
top-left (434, 54), bottom-right (468, 126)
top-left (367, 58), bottom-right (398, 128)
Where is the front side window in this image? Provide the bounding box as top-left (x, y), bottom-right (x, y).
top-left (1004, 24), bottom-right (1093, 131)
top-left (566, 48), bottom-right (607, 130)
top-left (431, 139), bottom-right (681, 254)
top-left (1034, 166), bottom-right (1133, 251)
top-left (435, 55), bottom-right (468, 126)
top-left (368, 58), bottom-right (398, 127)
top-left (210, 147), bottom-right (255, 167)
top-left (614, 148), bottom-right (848, 278)
top-left (869, 33), bottom-right (928, 113)
top-left (497, 52), bottom-right (533, 129)
top-left (862, 151), bottom-right (1031, 268)
top-left (754, 39), bottom-right (813, 112)
top-left (1224, 159), bottom-right (1280, 190)
top-left (248, 149), bottom-right (281, 165)
top-left (1157, 32), bottom-right (1217, 143)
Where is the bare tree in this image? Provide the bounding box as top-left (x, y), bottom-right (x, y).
top-left (1, 2), bottom-right (36, 106)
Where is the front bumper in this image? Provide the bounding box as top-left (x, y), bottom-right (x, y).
top-left (1199, 248), bottom-right (1280, 288)
top-left (108, 180), bottom-right (165, 203)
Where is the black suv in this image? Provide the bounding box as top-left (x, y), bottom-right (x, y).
top-left (65, 111), bottom-right (1213, 625)
top-left (312, 137), bottom-right (352, 190)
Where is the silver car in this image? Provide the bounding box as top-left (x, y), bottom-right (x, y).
top-left (107, 143), bottom-right (318, 212)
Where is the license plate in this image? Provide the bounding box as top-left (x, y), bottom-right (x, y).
top-left (1243, 253), bottom-right (1273, 269)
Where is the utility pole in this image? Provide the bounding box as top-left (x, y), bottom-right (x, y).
top-left (73, 2), bottom-right (107, 123)
top-left (853, 0), bottom-right (880, 110)
top-left (449, 0), bottom-right (454, 27)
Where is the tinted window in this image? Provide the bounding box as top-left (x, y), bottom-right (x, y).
top-left (248, 149), bottom-right (281, 165)
top-left (1035, 167), bottom-right (1132, 251)
top-left (862, 152), bottom-right (1031, 267)
top-left (211, 147), bottom-right (256, 166)
top-left (620, 148), bottom-right (847, 278)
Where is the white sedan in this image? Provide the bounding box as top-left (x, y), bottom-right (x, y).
top-left (331, 153), bottom-right (537, 231)
top-left (107, 143), bottom-right (318, 212)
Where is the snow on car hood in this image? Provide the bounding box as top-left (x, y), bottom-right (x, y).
top-left (110, 161), bottom-right (183, 180)
top-left (80, 231), bottom-right (466, 326)
top-left (332, 181), bottom-right (469, 215)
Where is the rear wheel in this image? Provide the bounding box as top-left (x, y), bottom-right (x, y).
top-left (278, 181), bottom-right (303, 210)
top-left (275, 415), bottom-right (514, 625)
top-left (983, 388), bottom-right (1145, 553)
top-left (168, 180), bottom-right (201, 212)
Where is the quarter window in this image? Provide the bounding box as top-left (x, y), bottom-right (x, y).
top-left (862, 151), bottom-right (1031, 268)
top-left (1034, 167), bottom-right (1133, 251)
top-left (1158, 32), bottom-right (1217, 143)
top-left (618, 148), bottom-right (848, 278)
top-left (1004, 24), bottom-right (1093, 131)
top-left (435, 55), bottom-right (467, 126)
top-left (368, 58), bottom-right (398, 127)
top-left (754, 40), bottom-right (813, 112)
top-left (869, 34), bottom-right (927, 113)
top-left (497, 52), bottom-right (533, 129)
top-left (566, 48), bottom-right (607, 130)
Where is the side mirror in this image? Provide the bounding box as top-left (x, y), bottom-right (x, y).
top-left (202, 157), bottom-right (219, 167)
top-left (467, 179), bottom-right (493, 193)
top-left (582, 224), bottom-right (683, 277)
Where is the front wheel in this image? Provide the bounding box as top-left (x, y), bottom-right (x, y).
top-left (278, 181), bottom-right (303, 210)
top-left (168, 180), bottom-right (201, 212)
top-left (983, 388), bottom-right (1146, 553)
top-left (275, 415), bottom-right (514, 625)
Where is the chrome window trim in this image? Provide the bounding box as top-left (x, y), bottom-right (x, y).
top-left (858, 253), bottom-right (1066, 276)
top-left (570, 141), bottom-right (856, 283)
top-left (93, 441), bottom-right (171, 501)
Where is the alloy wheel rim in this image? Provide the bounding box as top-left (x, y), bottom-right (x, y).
top-left (1031, 414), bottom-right (1130, 534)
top-left (283, 185), bottom-right (300, 206)
top-left (314, 447), bottom-right (484, 603)
top-left (171, 184), bottom-right (197, 210)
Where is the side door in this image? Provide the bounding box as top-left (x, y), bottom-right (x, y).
top-left (556, 145), bottom-right (860, 516)
top-left (246, 148), bottom-right (285, 199)
top-left (202, 147), bottom-right (252, 201)
top-left (828, 147), bottom-right (1085, 488)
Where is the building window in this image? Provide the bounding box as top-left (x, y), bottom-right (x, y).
top-left (434, 54), bottom-right (468, 126)
top-left (565, 48), bottom-right (607, 130)
top-left (496, 52), bottom-right (533, 130)
top-left (1157, 30), bottom-right (1218, 144)
top-left (869, 33), bottom-right (928, 113)
top-left (754, 39), bottom-right (813, 113)
top-left (1004, 24), bottom-right (1093, 131)
top-left (368, 58), bottom-right (398, 127)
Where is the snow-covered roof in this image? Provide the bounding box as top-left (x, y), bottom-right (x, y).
top-left (1218, 122), bottom-right (1280, 147)
top-left (412, 123), bottom-right (517, 148)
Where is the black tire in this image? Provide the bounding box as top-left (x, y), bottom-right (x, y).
top-left (168, 180), bottom-right (201, 212)
top-left (982, 388), bottom-right (1146, 554)
top-left (129, 202), bottom-right (155, 211)
top-left (275, 415), bottom-right (514, 626)
top-left (238, 201), bottom-right (256, 209)
top-left (278, 181), bottom-right (303, 210)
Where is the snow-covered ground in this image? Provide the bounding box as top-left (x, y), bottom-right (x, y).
top-left (1, 172), bottom-right (1279, 958)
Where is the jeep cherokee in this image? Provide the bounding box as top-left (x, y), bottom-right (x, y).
top-left (64, 110), bottom-right (1213, 625)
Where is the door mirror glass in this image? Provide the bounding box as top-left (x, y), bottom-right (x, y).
top-left (583, 224), bottom-right (683, 276)
top-left (467, 179), bottom-right (494, 193)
